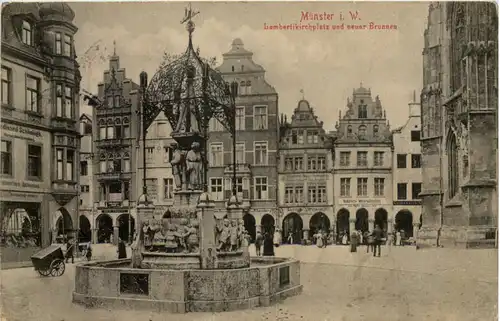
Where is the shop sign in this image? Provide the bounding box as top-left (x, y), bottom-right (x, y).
top-left (1, 180), bottom-right (41, 189)
top-left (2, 123), bottom-right (43, 141)
top-left (1, 190), bottom-right (42, 201)
top-left (338, 199), bottom-right (383, 207)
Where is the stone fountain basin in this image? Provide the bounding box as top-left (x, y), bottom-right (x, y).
top-left (72, 256), bottom-right (302, 313)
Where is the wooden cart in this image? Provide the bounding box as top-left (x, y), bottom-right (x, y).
top-left (30, 245), bottom-right (66, 277)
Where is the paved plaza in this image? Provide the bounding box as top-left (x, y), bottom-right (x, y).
top-left (1, 245), bottom-right (497, 321)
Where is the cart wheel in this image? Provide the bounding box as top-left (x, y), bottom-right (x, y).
top-left (50, 259), bottom-right (65, 277)
top-left (37, 269), bottom-right (52, 277)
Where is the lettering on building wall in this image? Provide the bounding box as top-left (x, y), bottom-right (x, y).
top-left (2, 191), bottom-right (40, 199)
top-left (338, 199), bottom-right (382, 206)
top-left (2, 124), bottom-right (43, 141)
top-left (1, 180), bottom-right (41, 189)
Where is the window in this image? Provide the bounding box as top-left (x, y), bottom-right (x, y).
top-left (411, 154), bottom-right (421, 168)
top-left (397, 154), bottom-right (407, 168)
top-left (1, 66), bottom-right (11, 105)
top-left (164, 178), bottom-right (174, 199)
top-left (124, 156), bottom-right (130, 172)
top-left (80, 161), bottom-right (88, 176)
top-left (340, 152), bottom-right (350, 166)
top-left (99, 127), bottom-right (106, 140)
top-left (236, 107), bottom-right (245, 130)
top-left (157, 122), bottom-right (168, 137)
top-left (357, 178), bottom-right (368, 196)
top-left (307, 157), bottom-right (317, 171)
top-left (1, 140), bottom-right (12, 175)
top-left (308, 185), bottom-right (326, 203)
top-left (55, 32), bottom-right (62, 54)
top-left (64, 35), bottom-right (72, 57)
top-left (308, 186), bottom-right (317, 203)
top-left (123, 125), bottom-right (130, 138)
top-left (115, 125), bottom-right (122, 139)
top-left (209, 178), bottom-right (223, 201)
top-left (26, 75), bottom-right (40, 112)
top-left (64, 86), bottom-right (73, 118)
top-left (106, 126), bottom-right (114, 139)
top-left (209, 118), bottom-right (224, 131)
top-left (56, 149), bottom-right (64, 180)
top-left (163, 147), bottom-right (172, 163)
top-left (107, 96), bottom-right (114, 108)
top-left (100, 160), bottom-right (107, 173)
top-left (234, 143), bottom-right (245, 164)
top-left (294, 157), bottom-right (303, 170)
top-left (298, 132), bottom-right (304, 144)
top-left (374, 152), bottom-right (384, 166)
top-left (83, 123), bottom-right (92, 135)
top-left (146, 179), bottom-right (158, 202)
top-left (411, 130), bottom-right (421, 142)
top-left (254, 142), bottom-right (268, 165)
top-left (284, 186), bottom-right (294, 204)
top-left (66, 150), bottom-right (74, 181)
top-left (146, 147), bottom-right (154, 162)
top-left (284, 157), bottom-right (293, 171)
top-left (210, 143), bottom-right (223, 166)
top-left (254, 106), bottom-right (268, 130)
top-left (358, 104), bottom-right (367, 118)
top-left (397, 183), bottom-right (407, 200)
top-left (357, 151), bottom-right (368, 167)
top-left (358, 125), bottom-right (367, 139)
top-left (21, 20), bottom-right (32, 45)
top-left (80, 185), bottom-right (90, 193)
top-left (124, 182), bottom-right (130, 200)
top-left (374, 178), bottom-right (385, 196)
top-left (307, 131), bottom-right (319, 144)
top-left (448, 134), bottom-right (459, 198)
top-left (255, 177), bottom-right (268, 200)
top-left (291, 131), bottom-right (298, 144)
top-left (412, 183), bottom-right (422, 199)
top-left (317, 156), bottom-right (326, 170)
top-left (340, 178), bottom-right (350, 197)
top-left (245, 81), bottom-right (252, 94)
top-left (56, 85), bottom-right (63, 117)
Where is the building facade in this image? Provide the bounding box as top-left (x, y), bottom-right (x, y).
top-left (89, 52), bottom-right (140, 245)
top-left (332, 86), bottom-right (393, 243)
top-left (419, 2), bottom-right (498, 248)
top-left (135, 113), bottom-right (175, 220)
top-left (0, 3), bottom-right (81, 266)
top-left (208, 38), bottom-right (279, 241)
top-left (78, 113), bottom-right (93, 243)
top-left (277, 99), bottom-right (334, 244)
top-left (391, 97), bottom-right (422, 240)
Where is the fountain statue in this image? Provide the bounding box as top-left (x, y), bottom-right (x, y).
top-left (72, 4), bottom-right (302, 313)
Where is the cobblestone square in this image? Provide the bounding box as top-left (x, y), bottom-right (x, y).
top-left (1, 245), bottom-right (497, 321)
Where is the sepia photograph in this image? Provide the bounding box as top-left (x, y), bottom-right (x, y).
top-left (0, 1), bottom-right (498, 320)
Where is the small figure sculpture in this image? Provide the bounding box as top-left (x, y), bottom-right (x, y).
top-left (230, 220), bottom-right (239, 251)
top-left (130, 227), bottom-right (144, 269)
top-left (216, 219), bottom-right (231, 252)
top-left (178, 218), bottom-right (190, 252)
top-left (184, 221), bottom-right (199, 253)
top-left (186, 142), bottom-right (203, 190)
top-left (170, 143), bottom-right (185, 190)
top-left (164, 225), bottom-right (179, 253)
top-left (142, 221), bottom-right (152, 248)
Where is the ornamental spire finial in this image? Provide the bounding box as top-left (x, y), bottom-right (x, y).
top-left (181, 3), bottom-right (200, 36)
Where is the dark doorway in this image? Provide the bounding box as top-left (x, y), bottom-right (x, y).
top-left (96, 214), bottom-right (113, 243)
top-left (309, 212), bottom-right (331, 237)
top-left (243, 214), bottom-right (256, 243)
top-left (117, 214), bottom-right (135, 243)
top-left (374, 208), bottom-right (388, 232)
top-left (261, 214), bottom-right (275, 236)
top-left (78, 215), bottom-right (91, 243)
top-left (56, 208), bottom-right (73, 237)
top-left (282, 213), bottom-right (303, 244)
top-left (355, 208), bottom-right (369, 232)
top-left (395, 210), bottom-right (414, 238)
top-left (336, 209), bottom-right (350, 242)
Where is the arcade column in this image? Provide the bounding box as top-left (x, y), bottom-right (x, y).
top-left (113, 225), bottom-right (119, 245)
top-left (256, 225), bottom-right (262, 234)
top-left (368, 219), bottom-right (375, 232)
top-left (92, 228), bottom-right (98, 244)
top-left (302, 229), bottom-right (310, 244)
top-left (387, 219), bottom-right (393, 234)
top-left (349, 218), bottom-right (356, 234)
top-left (413, 222), bottom-right (420, 243)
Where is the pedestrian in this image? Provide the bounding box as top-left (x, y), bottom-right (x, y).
top-left (341, 232), bottom-right (348, 245)
top-left (387, 231), bottom-right (393, 252)
top-left (85, 242), bottom-right (92, 261)
top-left (273, 229), bottom-right (281, 247)
top-left (255, 231), bottom-right (263, 256)
top-left (372, 225), bottom-right (383, 257)
top-left (350, 231), bottom-right (358, 252)
top-left (262, 233), bottom-right (275, 256)
top-left (315, 231), bottom-right (324, 248)
top-left (400, 230), bottom-right (406, 246)
top-left (287, 229), bottom-right (293, 244)
top-left (396, 231), bottom-right (402, 246)
top-left (117, 238), bottom-right (127, 259)
top-left (321, 230), bottom-right (327, 248)
top-left (65, 238), bottom-right (75, 264)
top-left (366, 232), bottom-right (373, 254)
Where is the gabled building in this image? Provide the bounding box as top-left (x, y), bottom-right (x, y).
top-left (419, 2), bottom-right (498, 248)
top-left (277, 99), bottom-right (334, 244)
top-left (0, 3), bottom-right (81, 267)
top-left (391, 95), bottom-right (423, 241)
top-left (209, 38), bottom-right (279, 241)
top-left (332, 86), bottom-right (393, 243)
top-left (89, 50), bottom-right (140, 244)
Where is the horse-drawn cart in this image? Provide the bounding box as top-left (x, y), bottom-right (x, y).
top-left (31, 244), bottom-right (66, 277)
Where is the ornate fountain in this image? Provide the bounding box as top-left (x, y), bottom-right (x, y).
top-left (72, 5), bottom-right (302, 313)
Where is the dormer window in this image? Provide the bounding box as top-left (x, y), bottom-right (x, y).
top-left (358, 104), bottom-right (367, 118)
top-left (21, 20), bottom-right (32, 46)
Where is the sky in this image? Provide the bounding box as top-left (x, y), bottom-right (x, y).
top-left (73, 1), bottom-right (430, 131)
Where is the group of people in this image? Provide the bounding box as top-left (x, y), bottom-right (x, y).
top-left (254, 231), bottom-right (277, 256)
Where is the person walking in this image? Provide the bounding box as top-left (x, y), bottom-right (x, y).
top-left (262, 232), bottom-right (275, 256)
top-left (255, 231), bottom-right (263, 256)
top-left (366, 232), bottom-right (373, 254)
top-left (287, 229), bottom-right (294, 244)
top-left (396, 231), bottom-right (402, 246)
top-left (117, 238), bottom-right (127, 259)
top-left (85, 242), bottom-right (92, 261)
top-left (65, 238), bottom-right (75, 264)
top-left (372, 225), bottom-right (383, 257)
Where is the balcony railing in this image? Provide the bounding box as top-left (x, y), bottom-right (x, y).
top-left (95, 138), bottom-right (128, 147)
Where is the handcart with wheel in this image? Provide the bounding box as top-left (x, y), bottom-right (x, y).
top-left (30, 244), bottom-right (66, 277)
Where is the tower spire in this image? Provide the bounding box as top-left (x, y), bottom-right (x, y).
top-left (300, 89), bottom-right (305, 100)
top-left (181, 3), bottom-right (200, 44)
top-left (113, 40), bottom-right (116, 56)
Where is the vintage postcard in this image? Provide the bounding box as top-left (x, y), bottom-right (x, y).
top-left (0, 1), bottom-right (497, 320)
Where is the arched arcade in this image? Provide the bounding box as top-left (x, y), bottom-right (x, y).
top-left (282, 212), bottom-right (303, 244)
